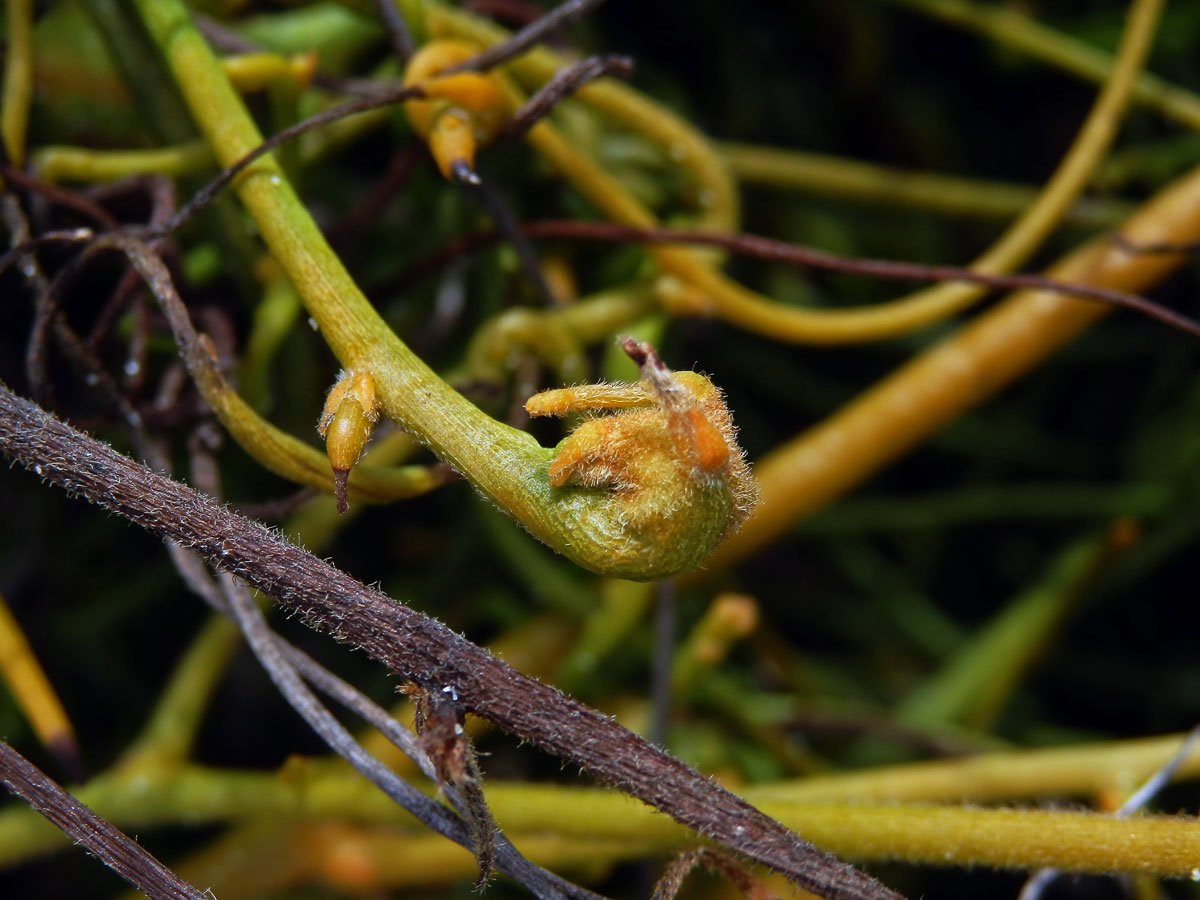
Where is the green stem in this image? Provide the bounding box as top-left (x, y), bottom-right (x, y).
top-left (1, 0), bottom-right (34, 166)
top-left (129, 0), bottom-right (722, 579)
top-left (32, 141), bottom-right (214, 183)
top-left (4, 763), bottom-right (1200, 877)
top-left (766, 732), bottom-right (1200, 804)
top-left (722, 142), bottom-right (1133, 228)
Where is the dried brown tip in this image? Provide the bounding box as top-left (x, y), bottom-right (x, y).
top-left (333, 468), bottom-right (350, 515)
top-left (618, 336), bottom-right (686, 408)
top-left (618, 335), bottom-right (654, 368)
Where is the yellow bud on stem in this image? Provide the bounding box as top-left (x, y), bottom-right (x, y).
top-left (319, 370), bottom-right (379, 514)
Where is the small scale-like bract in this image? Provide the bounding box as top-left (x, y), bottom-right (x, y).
top-left (526, 338), bottom-right (758, 579)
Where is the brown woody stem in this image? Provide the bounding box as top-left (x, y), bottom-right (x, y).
top-left (0, 382), bottom-right (900, 900)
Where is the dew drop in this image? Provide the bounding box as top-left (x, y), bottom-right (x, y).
top-left (124, 359), bottom-right (140, 376)
top-left (268, 174), bottom-right (282, 186)
top-left (33, 465), bottom-right (43, 476)
top-left (1190, 868), bottom-right (1200, 882)
top-left (84, 373), bottom-right (99, 386)
top-left (308, 317), bottom-right (319, 331)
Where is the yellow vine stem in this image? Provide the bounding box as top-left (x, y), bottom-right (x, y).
top-left (760, 803), bottom-right (1200, 876)
top-left (220, 51), bottom-right (316, 95)
top-left (30, 44), bottom-right (319, 186)
top-left (5, 765), bottom-right (1200, 880)
top-left (151, 809), bottom-right (1200, 897)
top-left (699, 143), bottom-right (1200, 576)
top-left (1, 0), bottom-right (34, 167)
top-left (721, 143), bottom-right (1134, 227)
top-left (33, 141), bottom-right (215, 184)
top-left (883, 0), bottom-right (1200, 133)
top-left (765, 731), bottom-right (1200, 804)
top-left (0, 592), bottom-right (78, 770)
top-left (463, 284), bottom-right (656, 385)
top-left (131, 0), bottom-right (743, 580)
top-left (187, 349), bottom-right (443, 504)
top-left (670, 593), bottom-right (759, 694)
top-left (423, 0), bottom-right (1158, 344)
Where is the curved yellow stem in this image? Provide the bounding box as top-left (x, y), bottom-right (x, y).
top-left (33, 142), bottom-right (215, 184)
top-left (834, 0), bottom-right (1161, 334)
top-left (0, 592), bottom-right (77, 767)
top-left (722, 142), bottom-right (1133, 227)
top-left (1, 0), bottom-right (34, 167)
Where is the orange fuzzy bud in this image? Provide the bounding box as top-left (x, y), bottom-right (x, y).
top-left (526, 382), bottom-right (651, 417)
top-left (524, 339), bottom-right (758, 572)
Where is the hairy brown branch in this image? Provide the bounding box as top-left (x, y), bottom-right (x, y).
top-left (0, 741), bottom-right (208, 900)
top-left (0, 383), bottom-right (901, 900)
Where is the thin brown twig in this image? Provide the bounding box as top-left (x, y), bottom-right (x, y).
top-left (0, 741), bottom-right (209, 900)
top-left (652, 848), bottom-right (780, 900)
top-left (0, 165), bottom-right (122, 231)
top-left (327, 144), bottom-right (423, 253)
top-left (4, 194), bottom-right (58, 407)
top-left (374, 0), bottom-right (417, 62)
top-left (445, 0), bottom-right (611, 74)
top-left (152, 83), bottom-right (428, 237)
top-left (502, 54), bottom-right (635, 141)
top-left (381, 220), bottom-right (1200, 340)
top-left (522, 221), bottom-right (1200, 339)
